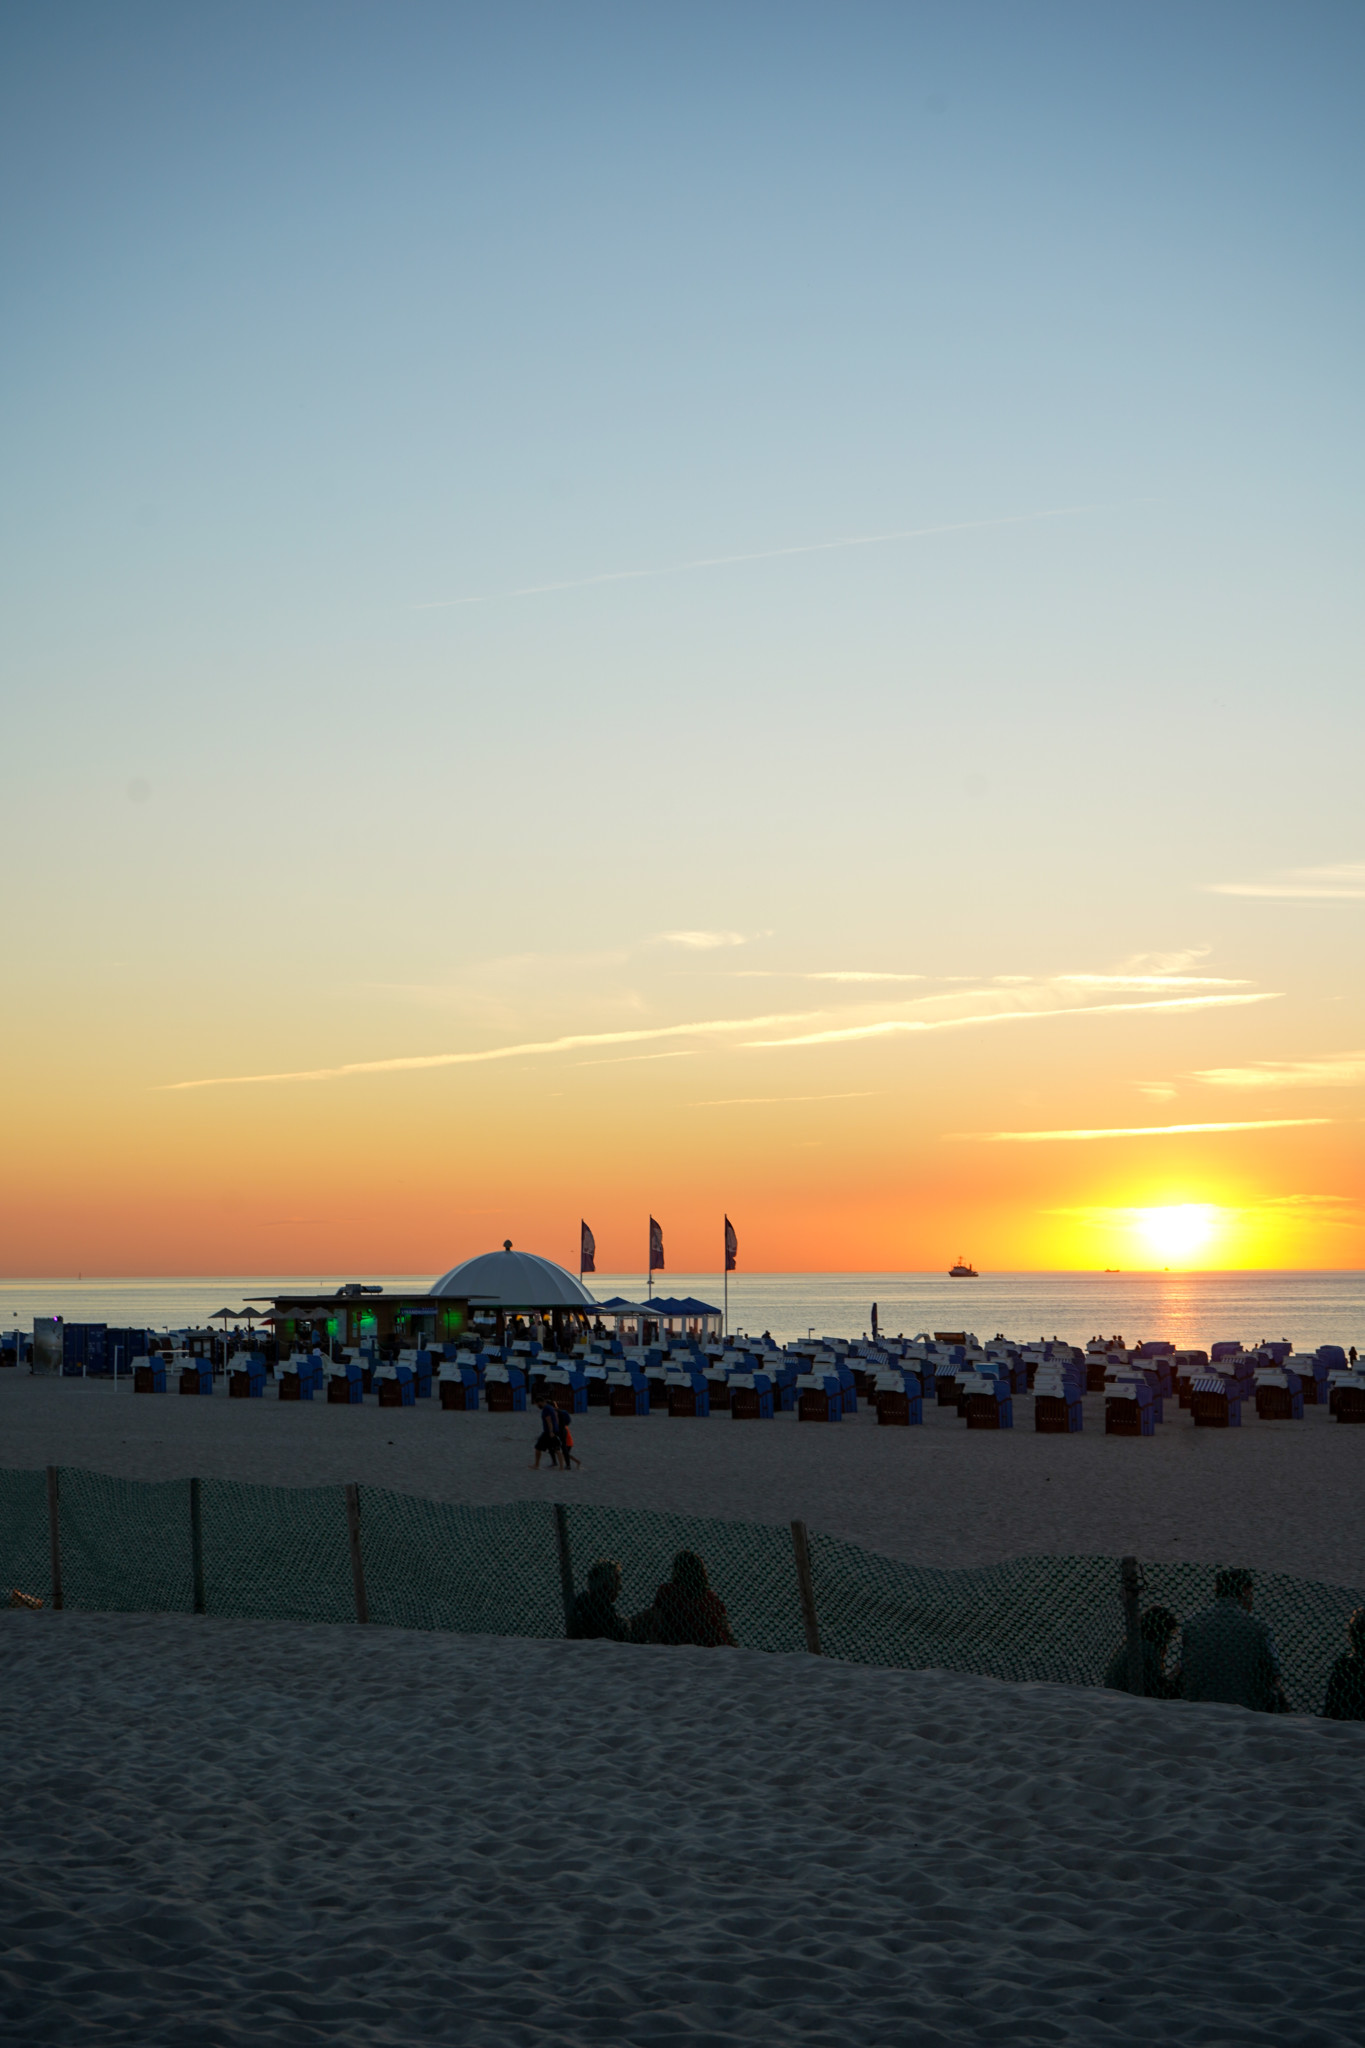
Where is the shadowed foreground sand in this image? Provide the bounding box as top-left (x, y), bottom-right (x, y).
top-left (4, 1610), bottom-right (1363, 2048)
top-left (3, 1370), bottom-right (1362, 1584)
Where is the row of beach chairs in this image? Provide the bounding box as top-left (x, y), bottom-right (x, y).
top-left (132, 1330), bottom-right (1365, 1430)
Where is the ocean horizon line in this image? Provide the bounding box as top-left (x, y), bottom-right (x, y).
top-left (3, 1267), bottom-right (1362, 1285)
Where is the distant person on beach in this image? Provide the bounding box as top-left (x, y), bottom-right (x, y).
top-left (555, 1402), bottom-right (581, 1471)
top-left (1177, 1570), bottom-right (1288, 1713)
top-left (634, 1550), bottom-right (737, 1648)
top-left (567, 1559), bottom-right (629, 1640)
top-left (530, 1397), bottom-right (564, 1471)
top-left (1104, 1605), bottom-right (1180, 1698)
top-left (1321, 1609), bottom-right (1365, 1720)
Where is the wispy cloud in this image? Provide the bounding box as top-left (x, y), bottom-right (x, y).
top-left (807, 971), bottom-right (925, 984)
top-left (1207, 863), bottom-right (1365, 901)
top-left (734, 970), bottom-right (925, 983)
top-left (655, 930), bottom-right (750, 950)
top-left (745, 990), bottom-right (1279, 1050)
top-left (1055, 973), bottom-right (1248, 991)
top-left (1193, 1051), bottom-right (1365, 1090)
top-left (575, 1050), bottom-right (698, 1067)
top-left (412, 504), bottom-right (1096, 611)
top-left (692, 1092), bottom-right (875, 1106)
top-left (732, 966), bottom-right (925, 983)
top-left (957, 1118), bottom-right (1332, 1143)
top-left (162, 1012), bottom-right (822, 1091)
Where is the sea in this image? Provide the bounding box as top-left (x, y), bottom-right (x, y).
top-left (2, 1272), bottom-right (1362, 1352)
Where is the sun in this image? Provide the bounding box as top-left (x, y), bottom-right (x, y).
top-left (1135, 1203), bottom-right (1216, 1264)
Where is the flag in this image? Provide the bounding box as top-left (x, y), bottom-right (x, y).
top-left (649, 1216), bottom-right (665, 1272)
top-left (580, 1220), bottom-right (596, 1274)
top-left (724, 1216), bottom-right (738, 1272)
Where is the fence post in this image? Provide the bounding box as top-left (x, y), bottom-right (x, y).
top-left (345, 1483), bottom-right (368, 1625)
top-left (46, 1465), bottom-right (63, 1612)
top-left (553, 1503), bottom-right (575, 1632)
top-left (190, 1478), bottom-right (206, 1614)
top-left (1121, 1554), bottom-right (1144, 1695)
top-left (790, 1519), bottom-right (821, 1655)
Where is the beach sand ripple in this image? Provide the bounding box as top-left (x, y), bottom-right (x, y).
top-left (3, 1611), bottom-right (1362, 2045)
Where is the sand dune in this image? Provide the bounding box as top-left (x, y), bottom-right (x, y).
top-left (4, 1609), bottom-right (1363, 2046)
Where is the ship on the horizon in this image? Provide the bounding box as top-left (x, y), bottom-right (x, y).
top-left (948, 1256), bottom-right (979, 1278)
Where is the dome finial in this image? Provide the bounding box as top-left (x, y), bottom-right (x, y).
top-left (504, 1239), bottom-right (513, 1252)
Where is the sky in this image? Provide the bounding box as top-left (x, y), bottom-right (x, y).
top-left (1, 0), bottom-right (1362, 1277)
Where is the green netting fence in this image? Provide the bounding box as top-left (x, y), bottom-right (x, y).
top-left (2, 1466), bottom-right (1361, 1717)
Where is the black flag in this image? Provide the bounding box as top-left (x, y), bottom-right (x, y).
top-left (724, 1216), bottom-right (738, 1272)
top-left (580, 1221), bottom-right (596, 1274)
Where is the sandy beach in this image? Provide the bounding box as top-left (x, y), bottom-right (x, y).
top-left (7, 1372), bottom-right (1363, 2044)
top-left (4, 1369), bottom-right (1362, 1586)
top-left (4, 1607), bottom-right (1363, 2047)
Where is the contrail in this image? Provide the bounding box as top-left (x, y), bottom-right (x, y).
top-left (413, 504), bottom-right (1099, 611)
top-left (957, 1117), bottom-right (1331, 1143)
top-left (743, 991), bottom-right (1280, 1049)
top-left (161, 1011), bottom-right (824, 1091)
top-left (163, 990), bottom-right (1280, 1093)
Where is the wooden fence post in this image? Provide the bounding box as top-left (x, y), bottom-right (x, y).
top-left (46, 1465), bottom-right (63, 1612)
top-left (790, 1519), bottom-right (821, 1655)
top-left (1121, 1554), bottom-right (1144, 1695)
top-left (553, 1504), bottom-right (575, 1632)
top-left (345, 1483), bottom-right (368, 1625)
top-left (190, 1478), bottom-right (206, 1615)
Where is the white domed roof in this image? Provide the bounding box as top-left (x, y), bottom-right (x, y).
top-left (429, 1243), bottom-right (596, 1309)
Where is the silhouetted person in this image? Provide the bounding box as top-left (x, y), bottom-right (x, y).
top-left (1178, 1569), bottom-right (1288, 1713)
top-left (634, 1550), bottom-right (736, 1647)
top-left (1322, 1609), bottom-right (1365, 1720)
top-left (530, 1397), bottom-right (564, 1471)
top-left (568, 1559), bottom-right (629, 1641)
top-left (1104, 1605), bottom-right (1180, 1698)
top-left (555, 1402), bottom-right (581, 1471)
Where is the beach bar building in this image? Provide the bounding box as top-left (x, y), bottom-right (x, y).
top-left (251, 1242), bottom-right (600, 1353)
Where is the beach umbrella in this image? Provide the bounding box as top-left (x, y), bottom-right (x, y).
top-left (211, 1306), bottom-right (240, 1369)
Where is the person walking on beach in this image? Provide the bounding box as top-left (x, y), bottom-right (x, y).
top-left (555, 1402), bottom-right (581, 1471)
top-left (1177, 1569), bottom-right (1288, 1713)
top-left (634, 1550), bottom-right (737, 1647)
top-left (567, 1559), bottom-right (629, 1640)
top-left (531, 1396), bottom-right (563, 1471)
top-left (1322, 1609), bottom-right (1365, 1720)
top-left (1104, 1605), bottom-right (1180, 1698)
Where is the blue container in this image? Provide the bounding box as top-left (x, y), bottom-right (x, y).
top-left (105, 1328), bottom-right (150, 1376)
top-left (62, 1323), bottom-right (108, 1375)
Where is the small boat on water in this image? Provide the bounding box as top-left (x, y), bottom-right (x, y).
top-left (949, 1257), bottom-right (979, 1278)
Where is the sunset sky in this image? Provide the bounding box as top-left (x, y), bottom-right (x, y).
top-left (2, 2), bottom-right (1362, 1276)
